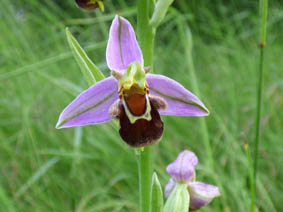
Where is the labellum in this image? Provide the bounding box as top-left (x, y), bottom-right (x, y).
top-left (75, 0), bottom-right (104, 11)
top-left (109, 63), bottom-right (167, 147)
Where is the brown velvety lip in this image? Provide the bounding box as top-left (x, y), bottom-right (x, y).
top-left (118, 100), bottom-right (164, 147)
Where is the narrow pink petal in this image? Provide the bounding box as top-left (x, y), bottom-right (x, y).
top-left (106, 15), bottom-right (144, 71)
top-left (56, 77), bottom-right (119, 128)
top-left (188, 182), bottom-right (220, 210)
top-left (146, 74), bottom-right (209, 116)
top-left (166, 150), bottom-right (198, 182)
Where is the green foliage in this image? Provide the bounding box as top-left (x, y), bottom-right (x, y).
top-left (0, 0), bottom-right (283, 211)
top-left (150, 173), bottom-right (163, 212)
top-left (150, 0), bottom-right (174, 28)
top-left (66, 27), bottom-right (104, 86)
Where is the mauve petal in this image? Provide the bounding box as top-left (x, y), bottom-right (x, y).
top-left (164, 178), bottom-right (176, 198)
top-left (146, 74), bottom-right (209, 116)
top-left (106, 15), bottom-right (144, 71)
top-left (188, 182), bottom-right (220, 210)
top-left (166, 150), bottom-right (198, 182)
top-left (56, 77), bottom-right (119, 128)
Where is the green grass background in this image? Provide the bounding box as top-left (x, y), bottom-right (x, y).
top-left (0, 0), bottom-right (283, 211)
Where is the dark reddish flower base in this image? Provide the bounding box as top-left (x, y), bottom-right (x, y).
top-left (119, 100), bottom-right (164, 147)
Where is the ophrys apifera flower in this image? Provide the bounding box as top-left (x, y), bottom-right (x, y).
top-left (56, 16), bottom-right (209, 147)
top-left (165, 150), bottom-right (220, 211)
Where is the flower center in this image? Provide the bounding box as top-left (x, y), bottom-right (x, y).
top-left (122, 84), bottom-right (148, 116)
top-left (115, 62), bottom-right (153, 123)
top-left (122, 91), bottom-right (152, 124)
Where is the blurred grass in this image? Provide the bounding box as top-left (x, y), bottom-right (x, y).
top-left (0, 0), bottom-right (283, 211)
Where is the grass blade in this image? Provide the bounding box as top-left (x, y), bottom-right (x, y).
top-left (66, 28), bottom-right (105, 86)
top-left (16, 157), bottom-right (60, 197)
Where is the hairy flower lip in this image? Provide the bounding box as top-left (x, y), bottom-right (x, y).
top-left (118, 98), bottom-right (164, 147)
top-left (122, 94), bottom-right (152, 124)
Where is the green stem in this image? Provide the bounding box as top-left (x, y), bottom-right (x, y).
top-left (251, 49), bottom-right (264, 212)
top-left (244, 143), bottom-right (255, 212)
top-left (252, 0), bottom-right (268, 211)
top-left (138, 147), bottom-right (153, 212)
top-left (137, 0), bottom-right (155, 67)
top-left (137, 1), bottom-right (155, 212)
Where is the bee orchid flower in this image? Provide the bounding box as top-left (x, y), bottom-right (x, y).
top-left (56, 16), bottom-right (209, 147)
top-left (165, 150), bottom-right (220, 211)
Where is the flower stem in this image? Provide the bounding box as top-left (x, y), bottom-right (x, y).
top-left (251, 0), bottom-right (268, 211)
top-left (137, 0), bottom-right (155, 67)
top-left (244, 143), bottom-right (255, 212)
top-left (137, 0), bottom-right (155, 212)
top-left (137, 147), bottom-right (153, 212)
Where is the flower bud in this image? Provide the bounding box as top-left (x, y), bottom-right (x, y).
top-left (163, 183), bottom-right (189, 212)
top-left (151, 173), bottom-right (164, 212)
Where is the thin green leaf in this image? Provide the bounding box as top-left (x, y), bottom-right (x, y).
top-left (150, 173), bottom-right (163, 212)
top-left (16, 157), bottom-right (60, 197)
top-left (66, 28), bottom-right (105, 86)
top-left (149, 0), bottom-right (174, 28)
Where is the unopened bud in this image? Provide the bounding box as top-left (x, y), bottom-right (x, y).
top-left (151, 173), bottom-right (164, 212)
top-left (163, 182), bottom-right (190, 212)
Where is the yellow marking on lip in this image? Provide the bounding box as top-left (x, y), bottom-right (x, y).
top-left (122, 94), bottom-right (152, 124)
